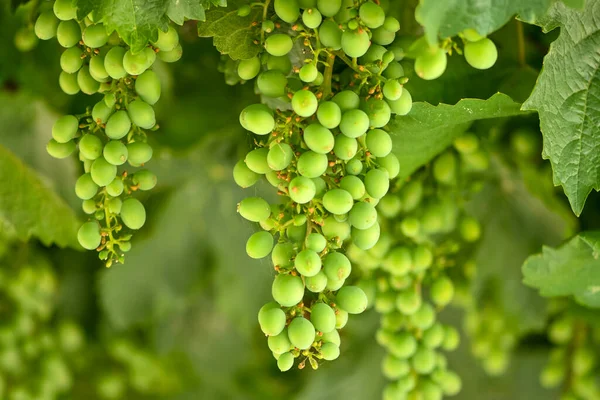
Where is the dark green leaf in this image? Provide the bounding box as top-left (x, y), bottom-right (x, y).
top-left (523, 231), bottom-right (600, 308)
top-left (389, 93), bottom-right (529, 180)
top-left (522, 0), bottom-right (600, 216)
top-left (167, 0), bottom-right (205, 25)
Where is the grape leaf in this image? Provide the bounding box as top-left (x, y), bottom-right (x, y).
top-left (522, 0), bottom-right (600, 216)
top-left (10, 0), bottom-right (28, 11)
top-left (522, 231), bottom-right (600, 308)
top-left (167, 0), bottom-right (205, 25)
top-left (0, 145), bottom-right (80, 248)
top-left (197, 5), bottom-right (261, 59)
top-left (388, 93), bottom-right (529, 180)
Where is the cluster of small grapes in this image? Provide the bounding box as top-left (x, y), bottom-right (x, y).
top-left (408, 28), bottom-right (498, 80)
top-left (35, 0), bottom-right (182, 266)
top-left (539, 302), bottom-right (600, 400)
top-left (347, 134), bottom-right (489, 399)
top-left (231, 0), bottom-right (412, 371)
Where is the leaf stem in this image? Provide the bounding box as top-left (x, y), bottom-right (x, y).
top-left (516, 21), bottom-right (526, 67)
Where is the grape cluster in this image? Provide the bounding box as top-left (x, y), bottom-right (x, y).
top-left (231, 0), bottom-right (412, 370)
top-left (35, 0), bottom-right (182, 266)
top-left (347, 136), bottom-right (489, 399)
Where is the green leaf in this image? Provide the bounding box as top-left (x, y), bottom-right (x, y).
top-left (415, 0), bottom-right (555, 44)
top-left (522, 0), bottom-right (600, 216)
top-left (167, 0), bottom-right (205, 25)
top-left (389, 93), bottom-right (529, 180)
top-left (0, 145), bottom-right (80, 248)
top-left (523, 231), bottom-right (600, 308)
top-left (197, 5), bottom-right (261, 60)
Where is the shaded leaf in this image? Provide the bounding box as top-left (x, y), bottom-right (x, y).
top-left (167, 0), bottom-right (205, 25)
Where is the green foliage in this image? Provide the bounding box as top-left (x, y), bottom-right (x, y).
top-left (522, 0), bottom-right (600, 216)
top-left (523, 232), bottom-right (600, 308)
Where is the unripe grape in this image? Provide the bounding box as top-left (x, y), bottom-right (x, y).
top-left (89, 55), bottom-right (109, 83)
top-left (442, 325), bottom-right (460, 351)
top-left (352, 222), bottom-right (380, 250)
top-left (323, 251), bottom-right (351, 281)
top-left (464, 38), bottom-right (498, 70)
top-left (359, 2), bottom-right (385, 28)
top-left (382, 354), bottom-right (410, 379)
top-left (258, 302), bottom-right (286, 336)
top-left (237, 57), bottom-right (261, 80)
top-left (461, 28), bottom-right (483, 42)
top-left (52, 115), bottom-right (79, 143)
top-left (83, 24), bottom-right (109, 48)
top-left (244, 148), bottom-right (269, 174)
top-left (422, 323), bottom-right (445, 349)
top-left (316, 101), bottom-right (342, 129)
top-left (333, 90), bottom-right (360, 112)
top-left (319, 20), bottom-right (342, 50)
top-left (383, 247), bottom-right (411, 276)
top-left (60, 47), bottom-right (83, 74)
top-left (349, 202), bottom-right (377, 229)
top-left (277, 352), bottom-right (295, 371)
top-left (53, 0), bottom-right (77, 21)
top-left (103, 141), bottom-right (128, 166)
top-left (105, 178), bottom-right (123, 197)
top-left (321, 189), bottom-right (352, 216)
top-left (120, 198), bottom-right (146, 230)
top-left (135, 70), bottom-right (161, 105)
top-left (321, 328), bottom-right (341, 346)
top-left (371, 27), bottom-right (395, 46)
top-left (377, 194), bottom-right (401, 219)
top-left (105, 111), bottom-right (131, 140)
top-left (90, 157), bottom-right (117, 187)
top-left (412, 245), bottom-right (432, 271)
top-left (459, 216), bottom-right (481, 242)
top-left (240, 104), bottom-right (275, 135)
top-left (317, 0), bottom-right (341, 16)
top-left (321, 342), bottom-right (340, 360)
top-left (383, 62), bottom-right (405, 79)
top-left (322, 216), bottom-right (351, 241)
top-left (334, 135), bottom-right (358, 160)
top-left (257, 70), bottom-right (288, 97)
top-left (415, 47), bottom-right (447, 80)
top-left (239, 197), bottom-right (271, 222)
top-left (47, 139), bottom-right (76, 159)
top-left (270, 243), bottom-right (294, 269)
top-left (104, 47), bottom-right (127, 79)
top-left (310, 303), bottom-right (336, 333)
top-left (127, 100), bottom-right (156, 129)
top-left (59, 71), bottom-right (79, 94)
top-left (378, 153), bottom-right (400, 179)
top-left (265, 143), bottom-right (292, 171)
top-left (437, 370), bottom-right (462, 396)
top-left (388, 332), bottom-right (417, 358)
top-left (265, 34), bottom-right (293, 56)
top-left (383, 80), bottom-right (403, 102)
top-left (336, 286), bottom-right (367, 314)
top-left (156, 43), bottom-right (182, 63)
top-left (288, 176), bottom-right (316, 204)
top-left (412, 347), bottom-right (437, 374)
top-left (262, 20), bottom-right (275, 33)
top-left (364, 169), bottom-right (390, 199)
top-left (341, 29), bottom-right (371, 58)
top-left (298, 63), bottom-right (318, 83)
top-left (267, 55), bottom-right (292, 74)
top-left (78, 221), bottom-right (101, 250)
top-left (306, 271), bottom-right (328, 293)
top-left (305, 233), bottom-right (326, 253)
top-left (297, 151), bottom-right (328, 178)
top-left (294, 249), bottom-right (321, 277)
top-left (288, 317), bottom-right (315, 350)
top-left (152, 26), bottom-right (179, 52)
top-left (302, 124), bottom-right (334, 154)
top-left (268, 328), bottom-right (292, 354)
top-left (82, 199), bottom-right (96, 214)
top-left (396, 286), bottom-right (421, 315)
top-left (272, 274), bottom-right (304, 307)
top-left (387, 88), bottom-right (412, 115)
top-left (292, 90), bottom-right (318, 117)
top-left (366, 129), bottom-right (392, 158)
top-left (433, 151), bottom-right (457, 184)
top-left (335, 308), bottom-right (348, 328)
top-left (35, 11), bottom-right (59, 40)
top-left (133, 169), bottom-right (157, 191)
top-left (56, 20), bottom-right (80, 48)
top-left (78, 66), bottom-right (100, 94)
top-left (340, 109), bottom-right (370, 138)
top-left (123, 50), bottom-right (149, 76)
top-left (233, 160), bottom-right (260, 188)
top-left (411, 303), bottom-right (436, 330)
top-left (92, 101), bottom-right (114, 124)
top-left (274, 0), bottom-right (300, 23)
top-left (106, 197), bottom-right (122, 214)
top-left (75, 173), bottom-right (98, 200)
top-left (302, 8), bottom-right (322, 29)
top-left (430, 276), bottom-right (454, 307)
top-left (127, 142), bottom-right (153, 166)
top-left (340, 176), bottom-right (365, 200)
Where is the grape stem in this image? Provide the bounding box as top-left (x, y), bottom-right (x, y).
top-left (516, 21), bottom-right (526, 67)
top-left (321, 54), bottom-right (335, 99)
top-left (260, 0), bottom-right (272, 44)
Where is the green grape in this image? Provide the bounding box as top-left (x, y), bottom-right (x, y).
top-left (294, 249), bottom-right (321, 277)
top-left (371, 26), bottom-right (395, 46)
top-left (105, 111), bottom-right (131, 139)
top-left (383, 62), bottom-right (405, 79)
top-left (52, 115), bottom-right (79, 143)
top-left (340, 176), bottom-right (365, 200)
top-left (383, 16), bottom-right (400, 32)
top-left (302, 8), bottom-right (322, 29)
top-left (459, 216), bottom-right (481, 242)
top-left (297, 151), bottom-right (328, 178)
top-left (133, 169), bottom-right (157, 191)
top-left (103, 140), bottom-right (128, 166)
top-left (274, 0), bottom-right (300, 23)
top-left (377, 153), bottom-right (400, 179)
top-left (272, 274), bottom-right (305, 307)
top-left (123, 49), bottom-right (149, 76)
top-left (322, 189), bottom-right (352, 215)
top-left (387, 88), bottom-right (412, 115)
top-left (82, 24), bottom-right (109, 48)
top-left (239, 197), bottom-right (271, 223)
top-left (333, 91), bottom-right (360, 112)
top-left (415, 47), bottom-right (447, 80)
top-left (433, 151), bottom-right (457, 184)
top-left (135, 70), bottom-right (161, 105)
top-left (321, 328), bottom-right (341, 346)
top-left (336, 286), bottom-right (367, 314)
top-left (453, 132), bottom-right (479, 154)
top-left (120, 198), bottom-right (146, 229)
top-left (266, 143), bottom-right (292, 171)
top-left (92, 101), bottom-right (114, 124)
top-left (322, 216), bottom-right (351, 241)
top-left (77, 66), bottom-right (100, 94)
top-left (90, 157), bottom-right (117, 186)
top-left (277, 352), bottom-right (295, 371)
top-left (156, 43), bottom-right (182, 62)
top-left (320, 342), bottom-right (340, 360)
top-left (53, 0), bottom-right (77, 20)
top-left (292, 90), bottom-right (318, 117)
top-left (382, 354), bottom-right (410, 379)
top-left (441, 325), bottom-right (460, 351)
top-left (152, 26), bottom-right (179, 52)
top-left (382, 80), bottom-right (403, 102)
top-left (315, 101), bottom-right (341, 129)
top-left (310, 303), bottom-right (336, 333)
top-left (461, 28), bottom-right (483, 42)
top-left (572, 346), bottom-right (595, 375)
top-left (288, 317), bottom-right (316, 350)
top-left (411, 303), bottom-right (436, 330)
top-left (365, 129), bottom-right (392, 158)
top-left (319, 20), bottom-right (342, 50)
top-left (383, 247), bottom-right (411, 276)
top-left (288, 176), bottom-right (316, 204)
top-left (78, 221), bottom-right (101, 250)
top-left (349, 201), bottom-right (377, 229)
top-left (272, 244), bottom-right (294, 269)
top-left (412, 245), bottom-right (432, 271)
top-left (303, 124), bottom-right (334, 154)
top-left (75, 173), bottom-right (99, 200)
top-left (237, 57), bottom-right (261, 80)
top-left (127, 100), bottom-right (156, 129)
top-left (258, 302), bottom-right (286, 336)
top-left (104, 46), bottom-right (127, 79)
top-left (306, 271), bottom-right (328, 292)
top-left (335, 308), bottom-right (349, 329)
top-left (377, 194), bottom-right (401, 219)
top-left (412, 347), bottom-right (437, 374)
top-left (299, 63), bottom-right (318, 83)
top-left (265, 34), bottom-right (294, 56)
top-left (396, 286), bottom-right (421, 315)
top-left (464, 38), bottom-right (498, 70)
top-left (245, 148), bottom-right (270, 174)
top-left (388, 332), bottom-right (417, 358)
top-left (60, 46), bottom-right (83, 74)
top-left (127, 142), bottom-right (153, 166)
top-left (107, 197), bottom-right (122, 214)
top-left (302, 234), bottom-right (324, 254)
top-left (359, 1), bottom-right (385, 28)
top-left (364, 169), bottom-right (390, 199)
top-left (107, 178), bottom-right (124, 197)
top-left (352, 222), bottom-right (380, 250)
top-left (56, 20), bottom-right (80, 48)
top-left (317, 0), bottom-right (341, 16)
top-left (422, 323), bottom-right (445, 349)
top-left (47, 139), bottom-right (76, 159)
top-left (268, 328), bottom-right (292, 354)
top-left (240, 104), bottom-right (275, 135)
top-left (323, 251), bottom-right (351, 281)
top-left (540, 363), bottom-right (565, 388)
top-left (82, 199), bottom-right (97, 214)
top-left (341, 29), bottom-right (371, 58)
top-left (340, 109), bottom-right (370, 138)
top-left (35, 11), bottom-right (59, 40)
top-left (362, 98), bottom-right (391, 128)
top-left (430, 277), bottom-right (454, 307)
top-left (257, 70), bottom-right (288, 97)
top-left (59, 71), bottom-right (79, 94)
top-left (233, 160), bottom-right (261, 188)
top-left (420, 379), bottom-right (443, 400)
top-left (267, 55), bottom-right (292, 74)
top-left (333, 135), bottom-right (358, 161)
top-left (436, 370), bottom-right (462, 396)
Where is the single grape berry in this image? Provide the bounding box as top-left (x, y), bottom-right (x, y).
top-left (323, 189), bottom-right (354, 215)
top-left (75, 173), bottom-right (99, 200)
top-left (265, 34), bottom-right (294, 57)
top-left (82, 24), bottom-right (109, 48)
top-left (240, 104), bottom-right (275, 135)
top-left (127, 100), bottom-right (156, 129)
top-left (464, 38), bottom-right (498, 70)
top-left (103, 141), bottom-right (128, 166)
top-left (52, 115), bottom-right (79, 143)
top-left (105, 111), bottom-right (132, 140)
top-left (272, 274), bottom-right (304, 307)
top-left (127, 142), bottom-right (153, 166)
top-left (152, 26), bottom-right (179, 52)
top-left (274, 0), bottom-right (300, 23)
top-left (319, 20), bottom-right (342, 50)
top-left (123, 49), bottom-right (149, 76)
top-left (292, 90), bottom-right (318, 117)
top-left (35, 11), bottom-right (59, 40)
top-left (56, 20), bottom-right (80, 48)
top-left (47, 139), bottom-right (76, 159)
top-left (90, 157), bottom-right (117, 187)
top-left (340, 109), bottom-right (370, 138)
top-left (336, 286), bottom-right (367, 314)
top-left (287, 317), bottom-right (316, 350)
top-left (304, 123), bottom-right (335, 154)
top-left (78, 221), bottom-right (101, 250)
top-left (297, 151), bottom-right (328, 178)
top-left (237, 57), bottom-right (261, 80)
top-left (104, 47), bottom-right (127, 79)
top-left (341, 29), bottom-right (371, 58)
top-left (77, 66), bottom-right (100, 95)
top-left (238, 197), bottom-right (271, 222)
top-left (415, 47), bottom-right (448, 80)
top-left (323, 252), bottom-right (351, 281)
top-left (135, 70), bottom-right (161, 105)
top-left (277, 352), bottom-right (295, 371)
top-left (120, 198), bottom-right (146, 230)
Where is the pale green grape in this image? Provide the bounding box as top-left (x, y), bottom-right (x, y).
top-left (121, 198), bottom-right (146, 230)
top-left (272, 274), bottom-right (304, 307)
